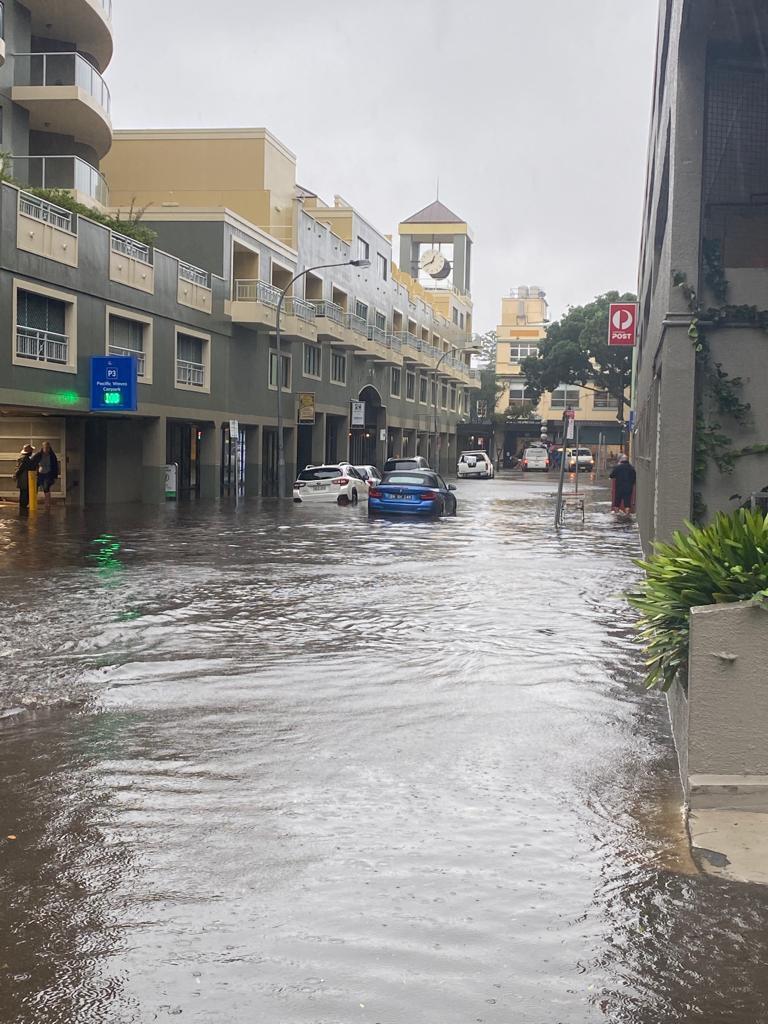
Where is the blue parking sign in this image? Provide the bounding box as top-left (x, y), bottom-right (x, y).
top-left (90, 356), bottom-right (138, 412)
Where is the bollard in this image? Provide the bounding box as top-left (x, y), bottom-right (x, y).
top-left (27, 470), bottom-right (38, 511)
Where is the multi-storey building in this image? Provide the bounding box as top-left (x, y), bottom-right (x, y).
top-left (0, 5), bottom-right (479, 505)
top-left (635, 1), bottom-right (768, 549)
top-left (494, 286), bottom-right (623, 458)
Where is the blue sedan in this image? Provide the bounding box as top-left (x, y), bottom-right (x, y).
top-left (368, 471), bottom-right (458, 517)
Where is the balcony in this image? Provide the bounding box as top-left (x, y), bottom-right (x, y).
top-left (17, 191), bottom-right (79, 267)
top-left (9, 154), bottom-right (109, 209)
top-left (16, 326), bottom-right (69, 366)
top-left (20, 0), bottom-right (114, 72)
top-left (176, 359), bottom-right (205, 388)
top-left (12, 52), bottom-right (112, 159)
top-left (110, 231), bottom-right (154, 293)
top-left (232, 280), bottom-right (316, 340)
top-left (178, 261), bottom-right (212, 314)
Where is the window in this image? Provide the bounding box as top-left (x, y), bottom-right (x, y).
top-left (508, 383), bottom-right (529, 404)
top-left (441, 383), bottom-right (448, 408)
top-left (550, 386), bottom-right (581, 410)
top-left (355, 299), bottom-right (369, 322)
top-left (463, 390), bottom-right (470, 414)
top-left (509, 343), bottom-right (539, 362)
top-left (419, 375), bottom-right (428, 403)
top-left (431, 380), bottom-right (437, 406)
top-left (375, 310), bottom-right (387, 333)
top-left (269, 350), bottom-right (292, 391)
top-left (331, 351), bottom-right (346, 384)
top-left (14, 283), bottom-right (76, 372)
top-left (357, 237), bottom-right (370, 262)
top-left (390, 366), bottom-right (401, 397)
top-left (377, 253), bottom-right (387, 280)
top-left (108, 312), bottom-right (151, 380)
top-left (175, 329), bottom-right (210, 392)
top-left (449, 384), bottom-right (457, 411)
top-left (460, 313), bottom-right (465, 329)
top-left (303, 342), bottom-right (321, 379)
top-left (452, 308), bottom-right (459, 324)
top-left (593, 390), bottom-right (618, 410)
top-left (406, 371), bottom-right (416, 401)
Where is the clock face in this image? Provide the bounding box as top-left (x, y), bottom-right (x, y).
top-left (419, 249), bottom-right (447, 277)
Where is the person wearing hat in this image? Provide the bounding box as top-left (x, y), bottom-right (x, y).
top-left (609, 453), bottom-right (637, 514)
top-left (14, 444), bottom-right (41, 510)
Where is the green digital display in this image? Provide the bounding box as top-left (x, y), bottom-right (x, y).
top-left (103, 391), bottom-right (123, 406)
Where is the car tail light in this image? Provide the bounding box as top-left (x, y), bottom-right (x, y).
top-left (420, 490), bottom-right (438, 500)
top-left (369, 487), bottom-right (382, 498)
top-left (333, 477), bottom-right (349, 486)
top-left (295, 481), bottom-right (306, 488)
top-left (545, 460), bottom-right (550, 466)
top-left (523, 460), bottom-right (528, 466)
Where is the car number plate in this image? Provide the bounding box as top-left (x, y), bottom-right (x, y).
top-left (393, 493), bottom-right (417, 501)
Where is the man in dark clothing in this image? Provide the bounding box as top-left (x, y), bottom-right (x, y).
top-left (609, 454), bottom-right (637, 513)
top-left (37, 441), bottom-right (60, 508)
top-left (14, 445), bottom-right (40, 510)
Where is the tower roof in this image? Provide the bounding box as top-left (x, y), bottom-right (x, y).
top-left (401, 200), bottom-right (466, 225)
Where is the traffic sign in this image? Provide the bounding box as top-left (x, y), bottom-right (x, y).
top-left (90, 356), bottom-right (138, 412)
top-left (608, 303), bottom-right (638, 347)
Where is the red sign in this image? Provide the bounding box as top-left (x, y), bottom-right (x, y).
top-left (608, 303), bottom-right (638, 347)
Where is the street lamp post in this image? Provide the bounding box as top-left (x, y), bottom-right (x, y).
top-left (274, 257), bottom-right (370, 498)
top-left (432, 350), bottom-right (450, 473)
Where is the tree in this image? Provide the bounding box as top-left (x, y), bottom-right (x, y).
top-left (472, 368), bottom-right (505, 422)
top-left (521, 291), bottom-right (636, 424)
top-left (473, 330), bottom-right (498, 369)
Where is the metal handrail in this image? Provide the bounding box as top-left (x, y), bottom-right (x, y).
top-left (386, 334), bottom-right (402, 352)
top-left (109, 345), bottom-right (146, 376)
top-left (394, 331), bottom-right (421, 350)
top-left (283, 296), bottom-right (316, 323)
top-left (179, 261), bottom-right (209, 288)
top-left (344, 313), bottom-right (368, 336)
top-left (234, 280), bottom-right (281, 306)
top-left (16, 326), bottom-right (68, 364)
top-left (311, 300), bottom-right (344, 325)
top-left (18, 191), bottom-right (74, 232)
top-left (367, 325), bottom-right (387, 345)
top-left (176, 359), bottom-right (205, 386)
top-left (14, 52), bottom-right (111, 115)
top-left (111, 231), bottom-right (152, 265)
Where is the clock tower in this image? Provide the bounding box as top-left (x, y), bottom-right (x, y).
top-left (398, 200), bottom-right (473, 297)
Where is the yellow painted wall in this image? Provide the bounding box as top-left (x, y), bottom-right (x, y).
top-left (103, 130), bottom-right (297, 245)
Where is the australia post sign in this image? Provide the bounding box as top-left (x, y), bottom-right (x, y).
top-left (608, 303), bottom-right (639, 347)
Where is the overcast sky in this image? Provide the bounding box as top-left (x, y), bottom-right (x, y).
top-left (110, 0), bottom-right (659, 332)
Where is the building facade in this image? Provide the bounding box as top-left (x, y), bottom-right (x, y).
top-left (635, 0), bottom-right (768, 549)
top-left (494, 286), bottom-right (623, 458)
top-left (0, 4), bottom-right (479, 505)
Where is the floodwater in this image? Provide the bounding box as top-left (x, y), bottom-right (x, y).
top-left (1, 476), bottom-right (768, 1024)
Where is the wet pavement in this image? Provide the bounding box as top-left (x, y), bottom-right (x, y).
top-left (2, 475), bottom-right (768, 1023)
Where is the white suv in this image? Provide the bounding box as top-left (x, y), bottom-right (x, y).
top-left (293, 464), bottom-right (369, 505)
top-left (457, 451), bottom-right (494, 479)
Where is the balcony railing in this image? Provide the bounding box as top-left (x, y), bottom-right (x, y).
top-left (311, 300), bottom-right (344, 325)
top-left (179, 261), bottom-right (209, 287)
top-left (18, 191), bottom-right (74, 232)
top-left (394, 331), bottom-right (420, 351)
top-left (14, 52), bottom-right (111, 116)
top-left (109, 345), bottom-right (146, 377)
top-left (368, 325), bottom-right (387, 345)
top-left (386, 334), bottom-right (402, 352)
top-left (111, 232), bottom-right (152, 265)
top-left (16, 326), bottom-right (68, 364)
top-left (344, 313), bottom-right (368, 337)
top-left (176, 359), bottom-right (205, 387)
top-left (10, 155), bottom-right (109, 207)
top-left (283, 296), bottom-right (316, 323)
top-left (234, 280), bottom-right (281, 306)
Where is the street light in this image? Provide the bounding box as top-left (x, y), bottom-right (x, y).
top-left (274, 257), bottom-right (370, 498)
top-left (432, 350), bottom-right (450, 473)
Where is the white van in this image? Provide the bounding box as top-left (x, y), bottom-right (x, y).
top-left (457, 451), bottom-right (494, 479)
top-left (522, 447), bottom-right (550, 472)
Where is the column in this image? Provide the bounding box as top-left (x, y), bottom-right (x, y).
top-left (199, 420), bottom-right (223, 499)
top-left (141, 416), bottom-right (167, 503)
top-left (244, 424), bottom-right (261, 496)
top-left (312, 412), bottom-right (326, 466)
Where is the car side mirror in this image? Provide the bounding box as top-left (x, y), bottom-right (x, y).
top-left (448, 484), bottom-right (457, 491)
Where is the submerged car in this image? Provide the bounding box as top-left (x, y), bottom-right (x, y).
top-left (368, 471), bottom-right (457, 517)
top-left (293, 464), bottom-right (369, 505)
top-left (354, 464), bottom-right (382, 486)
top-left (382, 456), bottom-right (431, 473)
top-left (457, 450), bottom-right (494, 479)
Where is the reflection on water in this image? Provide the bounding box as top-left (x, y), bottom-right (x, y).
top-left (2, 480), bottom-right (768, 1023)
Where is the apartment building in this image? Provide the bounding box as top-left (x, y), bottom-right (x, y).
top-left (494, 286), bottom-right (622, 458)
top-left (0, 3), bottom-right (479, 504)
top-left (635, 1), bottom-right (768, 548)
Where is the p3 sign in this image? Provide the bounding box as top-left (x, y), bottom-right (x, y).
top-left (608, 303), bottom-right (638, 347)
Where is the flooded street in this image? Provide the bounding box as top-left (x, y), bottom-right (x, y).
top-left (2, 476), bottom-right (768, 1023)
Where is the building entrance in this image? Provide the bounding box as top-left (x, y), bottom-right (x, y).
top-left (167, 422), bottom-right (201, 498)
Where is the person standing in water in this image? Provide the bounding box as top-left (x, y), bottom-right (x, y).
top-left (36, 441), bottom-right (60, 508)
top-left (609, 454), bottom-right (636, 513)
top-left (14, 444), bottom-right (40, 511)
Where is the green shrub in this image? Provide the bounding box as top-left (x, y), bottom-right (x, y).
top-left (25, 188), bottom-right (157, 246)
top-left (630, 509), bottom-right (768, 691)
